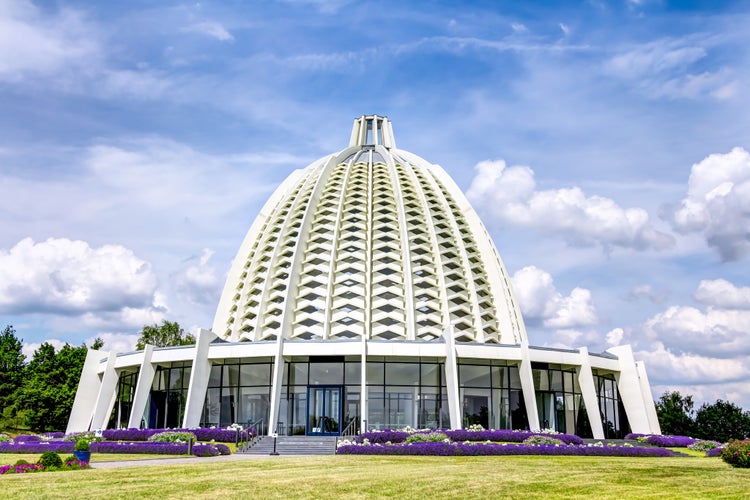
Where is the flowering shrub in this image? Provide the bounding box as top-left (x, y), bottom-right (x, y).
top-left (337, 441), bottom-right (675, 457)
top-left (523, 435), bottom-right (563, 446)
top-left (445, 429), bottom-right (584, 446)
top-left (466, 424), bottom-right (485, 432)
top-left (15, 435), bottom-right (41, 442)
top-left (148, 431), bottom-right (197, 443)
top-left (406, 432), bottom-right (448, 444)
top-left (720, 439), bottom-right (750, 468)
top-left (705, 446), bottom-right (724, 458)
top-left (214, 444), bottom-right (231, 455)
top-left (0, 434), bottom-right (11, 443)
top-left (101, 427), bottom-right (253, 443)
top-left (623, 433), bottom-right (649, 440)
top-left (644, 435), bottom-right (696, 447)
top-left (64, 432), bottom-right (103, 443)
top-left (193, 444), bottom-right (221, 457)
top-left (0, 441), bottom-right (74, 454)
top-left (42, 432), bottom-right (65, 439)
top-left (688, 440), bottom-right (722, 453)
top-left (0, 463), bottom-right (45, 474)
top-left (39, 452), bottom-right (63, 469)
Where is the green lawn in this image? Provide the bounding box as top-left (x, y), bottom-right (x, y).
top-left (1, 453), bottom-right (191, 463)
top-left (2, 455), bottom-right (748, 499)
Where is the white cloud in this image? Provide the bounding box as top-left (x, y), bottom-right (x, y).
top-left (670, 147), bottom-right (750, 261)
top-left (511, 266), bottom-right (598, 329)
top-left (182, 21), bottom-right (234, 42)
top-left (693, 279), bottom-right (750, 309)
top-left (174, 248), bottom-right (221, 306)
top-left (0, 1), bottom-right (100, 82)
top-left (605, 37), bottom-right (737, 100)
top-left (467, 160), bottom-right (674, 252)
top-left (0, 237), bottom-right (157, 315)
top-left (605, 327), bottom-right (624, 346)
top-left (627, 284), bottom-right (668, 303)
top-left (511, 23), bottom-right (528, 33)
top-left (559, 23), bottom-right (570, 36)
top-left (85, 332), bottom-right (140, 353)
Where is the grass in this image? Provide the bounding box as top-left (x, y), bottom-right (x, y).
top-left (2, 454), bottom-right (749, 499)
top-left (1, 453), bottom-right (190, 463)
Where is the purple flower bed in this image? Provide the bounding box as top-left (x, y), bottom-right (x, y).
top-left (337, 441), bottom-right (676, 457)
top-left (92, 441), bottom-right (189, 455)
top-left (355, 429), bottom-right (584, 446)
top-left (101, 427), bottom-right (252, 443)
top-left (215, 444), bottom-right (231, 455)
top-left (14, 435), bottom-right (42, 442)
top-left (193, 444), bottom-right (221, 457)
top-left (0, 441), bottom-right (74, 454)
top-left (0, 463), bottom-right (45, 474)
top-left (42, 432), bottom-right (65, 439)
top-left (705, 447), bottom-right (723, 458)
top-left (624, 433), bottom-right (649, 440)
top-left (644, 435), bottom-right (696, 447)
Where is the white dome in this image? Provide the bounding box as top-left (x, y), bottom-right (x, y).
top-left (213, 115), bottom-right (527, 345)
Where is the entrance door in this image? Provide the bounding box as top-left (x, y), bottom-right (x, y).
top-left (307, 386), bottom-right (342, 436)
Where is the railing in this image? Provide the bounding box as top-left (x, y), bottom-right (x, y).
top-left (340, 418), bottom-right (359, 438)
top-left (249, 418), bottom-right (265, 437)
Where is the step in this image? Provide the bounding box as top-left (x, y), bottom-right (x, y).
top-left (239, 436), bottom-right (338, 455)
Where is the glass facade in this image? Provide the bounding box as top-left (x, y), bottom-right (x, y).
top-left (200, 358), bottom-right (273, 433)
top-left (531, 363), bottom-right (591, 437)
top-left (148, 363), bottom-right (191, 429)
top-left (593, 370), bottom-right (630, 438)
top-left (108, 369), bottom-right (138, 429)
top-left (458, 359), bottom-right (528, 430)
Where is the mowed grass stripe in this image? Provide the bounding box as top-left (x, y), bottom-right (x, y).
top-left (1, 455), bottom-right (748, 499)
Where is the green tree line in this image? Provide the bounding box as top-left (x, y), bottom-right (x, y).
top-left (0, 321), bottom-right (193, 433)
top-left (655, 390), bottom-right (750, 442)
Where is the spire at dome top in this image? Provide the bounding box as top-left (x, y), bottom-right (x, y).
top-left (349, 115), bottom-right (397, 149)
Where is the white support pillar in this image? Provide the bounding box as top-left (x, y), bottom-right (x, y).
top-left (182, 329), bottom-right (216, 428)
top-left (576, 347), bottom-right (605, 439)
top-left (90, 352), bottom-right (119, 431)
top-left (66, 349), bottom-right (106, 434)
top-left (519, 343), bottom-right (540, 431)
top-left (607, 345), bottom-right (653, 434)
top-left (127, 345), bottom-right (156, 429)
top-left (636, 361), bottom-right (662, 434)
top-left (360, 335), bottom-right (368, 432)
top-left (442, 327), bottom-right (462, 429)
top-left (267, 335), bottom-right (286, 436)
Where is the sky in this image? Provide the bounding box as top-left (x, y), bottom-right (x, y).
top-left (1, 0), bottom-right (749, 410)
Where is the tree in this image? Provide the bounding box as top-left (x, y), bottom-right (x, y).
top-left (0, 325), bottom-right (25, 415)
top-left (694, 400), bottom-right (750, 442)
top-left (655, 391), bottom-right (695, 436)
top-left (14, 342), bottom-right (88, 432)
top-left (136, 320), bottom-right (194, 350)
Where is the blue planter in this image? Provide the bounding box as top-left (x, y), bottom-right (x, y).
top-left (73, 450), bottom-right (91, 463)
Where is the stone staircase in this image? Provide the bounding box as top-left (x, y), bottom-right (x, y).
top-left (238, 435), bottom-right (338, 456)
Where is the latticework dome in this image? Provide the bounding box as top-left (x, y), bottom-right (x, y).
top-left (213, 115), bottom-right (527, 345)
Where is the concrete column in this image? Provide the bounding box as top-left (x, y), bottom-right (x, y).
top-left (127, 345), bottom-right (155, 429)
top-left (636, 361), bottom-right (662, 434)
top-left (182, 329), bottom-right (216, 428)
top-left (518, 343), bottom-right (540, 431)
top-left (267, 334), bottom-right (286, 436)
top-left (576, 347), bottom-right (605, 439)
top-left (442, 327), bottom-right (462, 429)
top-left (607, 345), bottom-right (652, 434)
top-left (66, 349), bottom-right (106, 434)
top-left (360, 335), bottom-right (368, 432)
top-left (90, 352), bottom-right (119, 430)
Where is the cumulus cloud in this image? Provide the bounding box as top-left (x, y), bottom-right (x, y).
top-left (85, 333), bottom-right (140, 353)
top-left (636, 341), bottom-right (747, 385)
top-left (605, 327), bottom-right (624, 347)
top-left (467, 160), bottom-right (674, 252)
top-left (21, 338), bottom-right (67, 359)
top-left (512, 266), bottom-right (598, 329)
top-left (182, 21), bottom-right (234, 42)
top-left (693, 279), bottom-right (750, 309)
top-left (627, 284), bottom-right (668, 303)
top-left (669, 147), bottom-right (750, 261)
top-left (0, 237), bottom-right (157, 315)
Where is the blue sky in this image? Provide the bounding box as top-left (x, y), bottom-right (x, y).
top-left (1, 0), bottom-right (749, 409)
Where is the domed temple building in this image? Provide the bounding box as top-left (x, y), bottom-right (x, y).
top-left (67, 115), bottom-right (661, 439)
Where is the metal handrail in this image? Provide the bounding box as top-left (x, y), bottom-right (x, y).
top-left (250, 417), bottom-right (265, 437)
top-left (341, 418), bottom-right (359, 438)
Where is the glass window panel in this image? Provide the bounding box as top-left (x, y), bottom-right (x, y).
top-left (367, 362), bottom-right (385, 385)
top-left (241, 363), bottom-right (271, 386)
top-left (345, 361), bottom-right (361, 385)
top-left (492, 366), bottom-right (505, 390)
top-left (223, 365), bottom-right (239, 387)
top-left (421, 363), bottom-right (440, 387)
top-left (551, 371), bottom-right (563, 392)
top-left (309, 362), bottom-right (344, 385)
top-left (386, 363), bottom-right (419, 386)
top-left (459, 364), bottom-right (491, 387)
top-left (509, 366), bottom-right (522, 389)
top-left (208, 365), bottom-right (222, 387)
top-left (533, 369), bottom-right (550, 391)
top-left (564, 372), bottom-right (574, 393)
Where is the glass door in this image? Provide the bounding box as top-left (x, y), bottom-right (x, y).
top-left (307, 386), bottom-right (342, 436)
